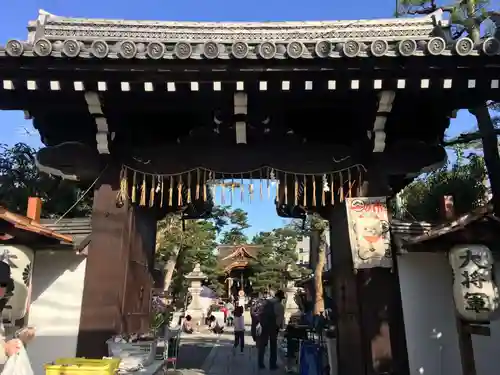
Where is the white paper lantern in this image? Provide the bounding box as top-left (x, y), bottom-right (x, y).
top-left (449, 244), bottom-right (500, 322)
top-left (0, 245), bottom-right (34, 322)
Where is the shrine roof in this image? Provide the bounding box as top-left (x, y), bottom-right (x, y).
top-left (2, 9), bottom-right (498, 60)
top-left (217, 244), bottom-right (261, 262)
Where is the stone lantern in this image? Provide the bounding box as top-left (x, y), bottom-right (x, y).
top-left (185, 263), bottom-right (206, 328)
top-left (284, 264), bottom-right (301, 323)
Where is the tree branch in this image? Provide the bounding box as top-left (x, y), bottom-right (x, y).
top-left (444, 129), bottom-right (500, 147)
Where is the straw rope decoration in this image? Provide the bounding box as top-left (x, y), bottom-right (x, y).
top-left (117, 164), bottom-right (366, 208)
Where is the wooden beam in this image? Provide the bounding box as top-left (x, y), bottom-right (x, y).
top-left (328, 207), bottom-right (364, 375)
top-left (76, 165), bottom-right (157, 358)
top-left (456, 318), bottom-right (477, 375)
top-left (466, 324), bottom-right (491, 336)
top-left (470, 105), bottom-right (500, 216)
top-left (326, 156), bottom-right (409, 375)
top-left (356, 157), bottom-right (410, 375)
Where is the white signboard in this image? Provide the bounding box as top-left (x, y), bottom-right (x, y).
top-left (345, 197), bottom-right (392, 269)
top-left (449, 244), bottom-right (500, 322)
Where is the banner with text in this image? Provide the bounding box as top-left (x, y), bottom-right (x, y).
top-left (345, 197), bottom-right (392, 269)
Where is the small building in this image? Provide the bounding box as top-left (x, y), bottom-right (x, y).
top-left (394, 203), bottom-right (500, 375)
top-left (0, 198), bottom-right (90, 375)
top-left (217, 244), bottom-right (261, 299)
top-left (295, 236), bottom-right (310, 267)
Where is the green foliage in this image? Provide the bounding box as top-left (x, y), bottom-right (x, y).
top-left (156, 214), bottom-right (226, 306)
top-left (219, 208), bottom-right (250, 245)
top-left (249, 226), bottom-right (308, 294)
top-left (157, 203), bottom-right (306, 300)
top-left (396, 148), bottom-right (487, 221)
top-left (0, 142), bottom-right (92, 217)
top-left (397, 0), bottom-right (492, 41)
top-left (292, 213), bottom-right (328, 235)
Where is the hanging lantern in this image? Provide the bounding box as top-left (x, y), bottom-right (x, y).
top-left (0, 245), bottom-right (34, 322)
top-left (449, 244), bottom-right (500, 322)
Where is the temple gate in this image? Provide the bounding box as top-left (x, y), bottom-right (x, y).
top-left (0, 8), bottom-right (500, 375)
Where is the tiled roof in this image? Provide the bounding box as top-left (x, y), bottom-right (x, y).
top-left (40, 217), bottom-right (91, 245)
top-left (391, 218), bottom-right (433, 236)
top-left (0, 206), bottom-right (73, 243)
top-left (400, 204), bottom-right (495, 246)
top-left (40, 217), bottom-right (91, 236)
top-left (1, 9), bottom-right (498, 60)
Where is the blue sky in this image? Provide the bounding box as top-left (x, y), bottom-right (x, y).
top-left (0, 0), bottom-right (495, 237)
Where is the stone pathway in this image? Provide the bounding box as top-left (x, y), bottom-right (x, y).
top-left (173, 326), bottom-right (284, 375)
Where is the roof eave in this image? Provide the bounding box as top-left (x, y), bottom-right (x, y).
top-left (0, 206), bottom-right (73, 244)
top-left (401, 203), bottom-right (494, 247)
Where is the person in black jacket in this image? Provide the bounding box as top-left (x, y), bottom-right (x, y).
top-left (255, 290), bottom-right (285, 370)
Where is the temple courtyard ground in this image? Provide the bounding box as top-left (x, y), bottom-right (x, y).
top-left (173, 325), bottom-right (284, 375)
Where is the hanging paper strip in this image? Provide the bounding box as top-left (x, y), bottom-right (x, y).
top-left (120, 164), bottom-right (366, 209)
top-left (345, 197), bottom-right (392, 269)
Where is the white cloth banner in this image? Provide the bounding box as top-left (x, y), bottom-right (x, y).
top-left (345, 197), bottom-right (392, 269)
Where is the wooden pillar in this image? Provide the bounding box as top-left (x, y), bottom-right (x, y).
top-left (329, 158), bottom-right (409, 375)
top-left (329, 207), bottom-right (364, 375)
top-left (76, 165), bottom-right (157, 358)
top-left (470, 106), bottom-right (500, 215)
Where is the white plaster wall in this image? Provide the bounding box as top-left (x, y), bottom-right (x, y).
top-left (399, 252), bottom-right (461, 375)
top-left (399, 252), bottom-right (500, 375)
top-left (27, 251), bottom-right (86, 375)
top-left (471, 264), bottom-right (500, 375)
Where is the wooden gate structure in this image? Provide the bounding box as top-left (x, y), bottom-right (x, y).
top-left (1, 9), bottom-right (500, 375)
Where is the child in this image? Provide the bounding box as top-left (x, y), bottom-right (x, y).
top-left (233, 306), bottom-right (245, 353)
top-left (182, 315), bottom-right (194, 334)
top-left (226, 313), bottom-right (234, 327)
top-left (209, 315), bottom-right (224, 334)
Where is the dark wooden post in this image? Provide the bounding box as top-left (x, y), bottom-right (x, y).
top-left (76, 165), bottom-right (157, 358)
top-left (470, 106), bottom-right (500, 215)
top-left (329, 158), bottom-right (410, 375)
top-left (328, 207), bottom-right (364, 375)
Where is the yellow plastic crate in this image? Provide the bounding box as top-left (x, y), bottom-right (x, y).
top-left (45, 358), bottom-right (120, 375)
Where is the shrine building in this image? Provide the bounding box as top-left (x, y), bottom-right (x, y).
top-left (217, 244), bottom-right (261, 299)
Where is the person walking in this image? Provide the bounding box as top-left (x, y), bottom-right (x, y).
top-left (232, 306), bottom-right (245, 354)
top-left (255, 290), bottom-right (285, 371)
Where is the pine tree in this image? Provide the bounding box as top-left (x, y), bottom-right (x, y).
top-left (0, 142), bottom-right (92, 217)
top-left (292, 215), bottom-right (328, 315)
top-left (394, 147), bottom-right (487, 221)
top-left (250, 231), bottom-right (282, 294)
top-left (249, 226), bottom-right (306, 295)
top-left (219, 208), bottom-right (250, 245)
top-left (156, 213), bottom-right (227, 306)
